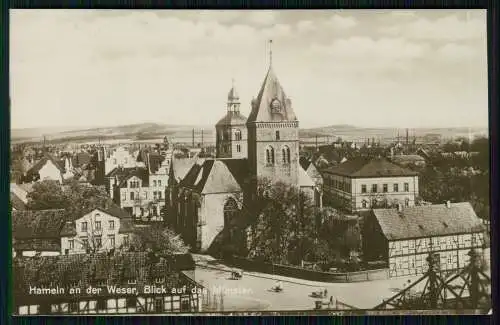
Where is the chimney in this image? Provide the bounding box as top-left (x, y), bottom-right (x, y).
top-left (445, 200), bottom-right (451, 208)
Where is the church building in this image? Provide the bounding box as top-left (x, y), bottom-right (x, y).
top-left (167, 48), bottom-right (320, 253)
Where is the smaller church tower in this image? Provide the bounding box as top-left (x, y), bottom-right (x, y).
top-left (215, 80), bottom-right (248, 159)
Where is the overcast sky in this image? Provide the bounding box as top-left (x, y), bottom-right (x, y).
top-left (10, 9), bottom-right (488, 130)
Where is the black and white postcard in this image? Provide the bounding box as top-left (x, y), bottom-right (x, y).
top-left (10, 9), bottom-right (491, 315)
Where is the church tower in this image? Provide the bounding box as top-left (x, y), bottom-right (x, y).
top-left (215, 80), bottom-right (248, 159)
top-left (246, 41), bottom-right (299, 186)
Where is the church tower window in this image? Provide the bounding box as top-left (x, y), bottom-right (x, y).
top-left (266, 146), bottom-right (275, 165)
top-left (235, 129), bottom-right (242, 141)
top-left (282, 146), bottom-right (291, 164)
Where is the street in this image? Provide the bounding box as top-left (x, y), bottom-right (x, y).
top-left (189, 255), bottom-right (423, 311)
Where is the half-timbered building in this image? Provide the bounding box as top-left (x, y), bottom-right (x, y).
top-left (13, 252), bottom-right (200, 315)
top-left (363, 201), bottom-right (489, 278)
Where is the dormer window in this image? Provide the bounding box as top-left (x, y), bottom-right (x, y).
top-left (271, 98), bottom-right (282, 113)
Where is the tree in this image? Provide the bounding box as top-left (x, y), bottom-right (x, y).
top-left (316, 207), bottom-right (362, 260)
top-left (26, 180), bottom-right (68, 210)
top-left (26, 180), bottom-right (111, 219)
top-left (64, 181), bottom-right (112, 219)
top-left (130, 226), bottom-right (189, 257)
top-left (243, 177), bottom-right (316, 265)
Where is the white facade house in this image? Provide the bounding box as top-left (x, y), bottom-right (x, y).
top-left (105, 147), bottom-right (145, 175)
top-left (24, 154), bottom-right (66, 184)
top-left (107, 150), bottom-right (172, 220)
top-left (60, 207), bottom-right (134, 255)
top-left (323, 157), bottom-right (419, 212)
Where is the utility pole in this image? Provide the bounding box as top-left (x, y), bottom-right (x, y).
top-left (315, 135), bottom-right (318, 151)
top-left (201, 129), bottom-right (204, 148)
top-left (192, 129), bottom-right (195, 148)
top-left (406, 128), bottom-right (409, 145)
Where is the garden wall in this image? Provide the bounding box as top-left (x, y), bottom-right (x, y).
top-left (226, 256), bottom-right (389, 283)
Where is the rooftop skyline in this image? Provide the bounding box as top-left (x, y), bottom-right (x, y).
top-left (10, 10), bottom-right (488, 130)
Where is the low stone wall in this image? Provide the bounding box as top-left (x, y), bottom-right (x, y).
top-left (226, 256), bottom-right (389, 283)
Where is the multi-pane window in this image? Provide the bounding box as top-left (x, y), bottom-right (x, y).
top-left (404, 183), bottom-right (409, 192)
top-left (361, 185), bottom-right (367, 193)
top-left (372, 184), bottom-right (378, 193)
top-left (282, 146), bottom-right (291, 164)
top-left (81, 237), bottom-right (88, 249)
top-left (158, 180), bottom-right (161, 187)
top-left (123, 235), bottom-right (129, 246)
top-left (109, 220), bottom-right (115, 230)
top-left (393, 184), bottom-right (399, 192)
top-left (130, 192), bottom-right (135, 200)
top-left (81, 222), bottom-right (88, 232)
top-left (236, 144), bottom-right (241, 152)
top-left (69, 239), bottom-right (74, 250)
top-left (109, 235), bottom-right (115, 247)
top-left (383, 184), bottom-right (388, 193)
top-left (276, 131), bottom-right (280, 140)
top-left (153, 180), bottom-right (157, 187)
top-left (95, 221), bottom-right (101, 231)
top-left (95, 237), bottom-right (102, 248)
top-left (266, 147), bottom-right (275, 165)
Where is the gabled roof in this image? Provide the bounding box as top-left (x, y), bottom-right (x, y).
top-left (12, 209), bottom-right (67, 240)
top-left (94, 205), bottom-right (132, 219)
top-left (106, 167), bottom-right (149, 187)
top-left (180, 159), bottom-right (246, 194)
top-left (323, 157), bottom-right (419, 178)
top-left (298, 166), bottom-right (315, 187)
top-left (26, 153), bottom-right (65, 176)
top-left (170, 158), bottom-right (200, 183)
top-left (10, 192), bottom-right (27, 210)
top-left (216, 111), bottom-right (247, 127)
top-left (247, 66), bottom-right (297, 124)
top-left (61, 206), bottom-right (133, 237)
top-left (372, 202), bottom-right (486, 241)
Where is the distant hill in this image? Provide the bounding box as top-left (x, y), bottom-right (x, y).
top-left (11, 122), bottom-right (488, 145)
top-left (300, 125), bottom-right (488, 144)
